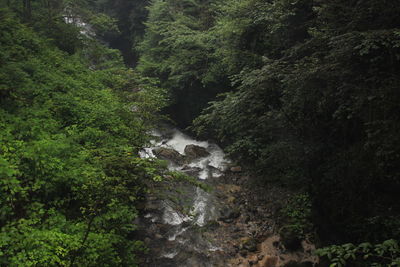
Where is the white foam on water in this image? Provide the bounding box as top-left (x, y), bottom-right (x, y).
top-left (150, 129), bottom-right (163, 137)
top-left (163, 204), bottom-right (190, 226)
top-left (192, 187), bottom-right (209, 226)
top-left (211, 170), bottom-right (223, 178)
top-left (208, 245), bottom-right (223, 252)
top-left (162, 251), bottom-right (179, 259)
top-left (188, 158), bottom-right (210, 179)
top-left (207, 144), bottom-right (231, 171)
top-left (63, 16), bottom-right (94, 37)
top-left (140, 127), bottom-right (231, 175)
top-left (178, 238), bottom-right (188, 245)
top-left (150, 139), bottom-right (157, 145)
top-left (187, 143), bottom-right (230, 175)
top-left (198, 169), bottom-right (209, 180)
top-left (168, 227), bottom-right (187, 241)
top-left (139, 147), bottom-right (155, 159)
top-left (164, 129), bottom-right (208, 155)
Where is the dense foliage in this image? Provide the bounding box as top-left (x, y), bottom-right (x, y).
top-left (88, 0), bottom-right (150, 66)
top-left (316, 240), bottom-right (400, 267)
top-left (2, 0), bottom-right (400, 265)
top-left (138, 0), bottom-right (400, 264)
top-left (193, 0), bottom-right (400, 242)
top-left (0, 3), bottom-right (167, 265)
top-left (137, 0), bottom-right (230, 126)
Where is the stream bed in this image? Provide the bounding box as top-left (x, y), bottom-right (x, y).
top-left (137, 126), bottom-right (232, 266)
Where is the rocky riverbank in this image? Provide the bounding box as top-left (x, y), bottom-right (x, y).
top-left (209, 171), bottom-right (318, 267)
top-left (136, 126), bottom-right (318, 266)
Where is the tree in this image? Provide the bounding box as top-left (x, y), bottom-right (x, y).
top-left (191, 0), bottom-right (400, 248)
top-left (0, 7), bottom-right (167, 265)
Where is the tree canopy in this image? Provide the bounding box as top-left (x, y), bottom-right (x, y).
top-left (139, 0), bottom-right (400, 265)
top-left (1, 0), bottom-right (400, 265)
top-left (0, 3), bottom-right (166, 265)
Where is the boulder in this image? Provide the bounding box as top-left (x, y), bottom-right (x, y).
top-left (239, 237), bottom-right (258, 252)
top-left (184, 144), bottom-right (210, 159)
top-left (219, 207), bottom-right (240, 223)
top-left (180, 165), bottom-right (202, 176)
top-left (152, 147), bottom-right (185, 164)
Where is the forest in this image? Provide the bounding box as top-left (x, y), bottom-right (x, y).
top-left (0, 0), bottom-right (399, 266)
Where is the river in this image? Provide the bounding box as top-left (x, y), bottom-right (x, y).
top-left (138, 126), bottom-right (232, 266)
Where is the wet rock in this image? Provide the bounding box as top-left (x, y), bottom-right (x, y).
top-left (156, 223), bottom-right (171, 235)
top-left (240, 237), bottom-right (258, 252)
top-left (184, 144), bottom-right (210, 159)
top-left (144, 201), bottom-right (159, 211)
top-left (227, 196), bottom-right (236, 204)
top-left (205, 220), bottom-right (220, 230)
top-left (219, 207), bottom-right (240, 223)
top-left (155, 234), bottom-right (163, 239)
top-left (146, 224), bottom-right (159, 236)
top-left (152, 147), bottom-right (185, 164)
top-left (230, 166), bottom-right (242, 172)
top-left (174, 250), bottom-right (211, 267)
top-left (180, 165), bottom-right (202, 176)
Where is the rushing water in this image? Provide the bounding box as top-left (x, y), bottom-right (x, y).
top-left (138, 126), bottom-right (231, 266)
top-left (139, 128), bottom-right (229, 180)
top-left (63, 14), bottom-right (95, 37)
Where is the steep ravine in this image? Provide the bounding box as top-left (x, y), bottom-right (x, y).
top-left (136, 126), bottom-right (318, 267)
